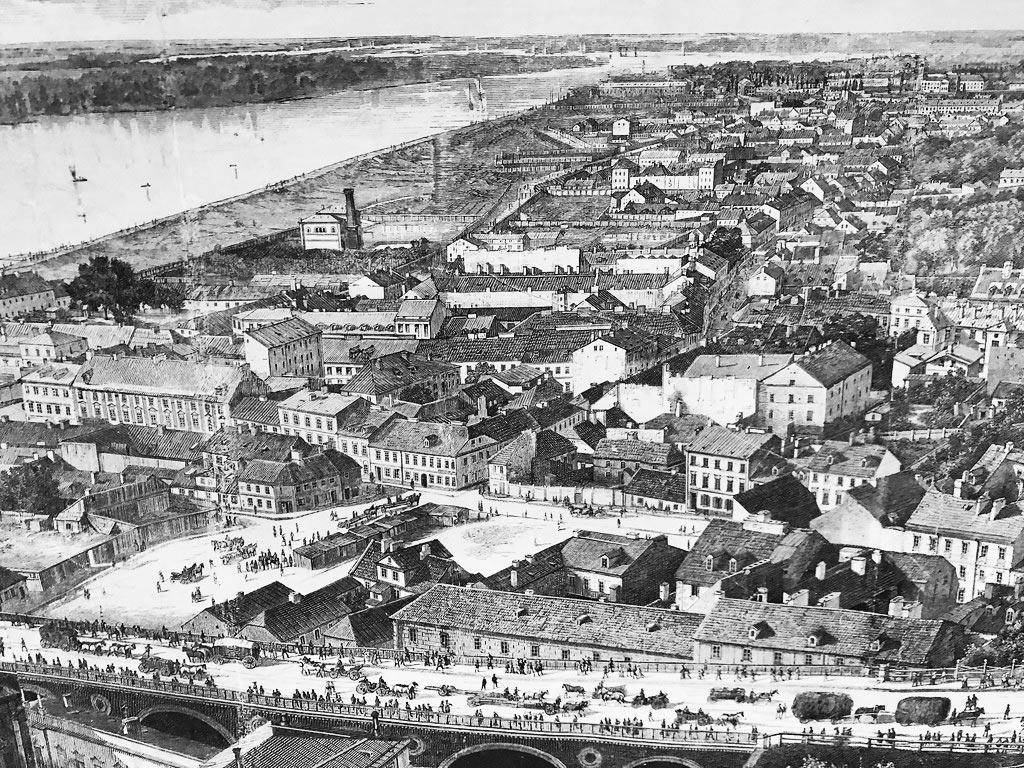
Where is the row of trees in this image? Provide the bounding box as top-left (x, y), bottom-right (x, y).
top-left (67, 256), bottom-right (185, 321)
top-left (0, 52), bottom-right (590, 124)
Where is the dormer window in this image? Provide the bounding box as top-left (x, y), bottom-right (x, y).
top-left (576, 614), bottom-right (592, 625)
top-left (748, 626), bottom-right (759, 640)
top-left (868, 639), bottom-right (881, 652)
top-left (728, 558), bottom-right (738, 573)
top-left (705, 555), bottom-right (714, 572)
top-left (807, 634), bottom-right (819, 647)
top-left (601, 556), bottom-right (609, 569)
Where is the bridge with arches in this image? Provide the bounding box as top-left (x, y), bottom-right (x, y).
top-left (7, 661), bottom-right (754, 768)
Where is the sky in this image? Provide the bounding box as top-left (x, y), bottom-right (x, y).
top-left (4, 0), bottom-right (1024, 45)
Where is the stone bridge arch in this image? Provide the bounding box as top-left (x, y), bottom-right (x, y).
top-left (439, 744), bottom-right (567, 768)
top-left (136, 704), bottom-right (234, 746)
top-left (623, 758), bottom-right (705, 768)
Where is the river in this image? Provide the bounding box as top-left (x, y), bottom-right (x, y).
top-left (0, 51), bottom-right (842, 259)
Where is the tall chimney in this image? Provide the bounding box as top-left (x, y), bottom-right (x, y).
top-left (344, 188), bottom-right (357, 216)
top-left (815, 561), bottom-right (827, 581)
top-left (659, 582), bottom-right (670, 602)
top-left (510, 563), bottom-right (519, 588)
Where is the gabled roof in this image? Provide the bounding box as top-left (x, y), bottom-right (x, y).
top-left (246, 317), bottom-right (319, 348)
top-left (623, 468), bottom-right (688, 504)
top-left (806, 440), bottom-right (894, 478)
top-left (393, 585), bottom-right (702, 659)
top-left (842, 470), bottom-right (926, 527)
top-left (675, 519), bottom-right (785, 587)
top-left (185, 581), bottom-right (293, 630)
top-left (788, 341), bottom-right (870, 388)
top-left (686, 425), bottom-right (778, 459)
top-left (247, 577), bottom-right (362, 642)
top-left (76, 355), bottom-right (252, 399)
top-left (696, 597), bottom-right (956, 664)
top-left (734, 475), bottom-right (821, 528)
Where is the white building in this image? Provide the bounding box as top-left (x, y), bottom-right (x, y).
top-left (664, 353), bottom-right (793, 427)
top-left (244, 317), bottom-right (323, 380)
top-left (22, 363), bottom-right (80, 424)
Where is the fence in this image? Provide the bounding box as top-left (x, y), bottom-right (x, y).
top-left (6, 661), bottom-right (756, 749)
top-left (879, 427), bottom-right (961, 441)
top-left (766, 731), bottom-right (1024, 755)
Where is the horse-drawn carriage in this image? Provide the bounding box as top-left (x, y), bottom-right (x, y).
top-left (520, 694), bottom-right (588, 716)
top-left (77, 637), bottom-right (107, 655)
top-left (709, 687), bottom-right (748, 703)
top-left (949, 706), bottom-right (984, 726)
top-left (185, 638), bottom-right (261, 669)
top-left (592, 682), bottom-right (627, 702)
top-left (299, 657), bottom-right (365, 680)
top-left (170, 563), bottom-right (204, 583)
top-left (220, 543), bottom-right (257, 565)
top-left (212, 536), bottom-right (245, 552)
top-left (632, 691), bottom-right (670, 709)
top-left (105, 641), bottom-right (136, 658)
top-left (39, 621), bottom-right (80, 652)
top-left (424, 684), bottom-right (465, 697)
top-left (355, 676), bottom-right (417, 699)
top-left (674, 707), bottom-right (713, 727)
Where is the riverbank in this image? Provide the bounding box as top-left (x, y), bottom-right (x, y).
top-left (30, 102), bottom-right (568, 281)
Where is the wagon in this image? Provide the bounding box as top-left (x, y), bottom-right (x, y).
top-left (209, 638), bottom-right (261, 669)
top-left (709, 687), bottom-right (747, 703)
top-left (40, 622), bottom-right (80, 652)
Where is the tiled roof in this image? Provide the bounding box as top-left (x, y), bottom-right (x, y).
top-left (321, 338), bottom-right (418, 365)
top-left (370, 421), bottom-right (470, 457)
top-left (231, 397), bottom-right (280, 427)
top-left (623, 468), bottom-right (688, 503)
top-left (230, 727), bottom-right (407, 768)
top-left (324, 595), bottom-right (418, 647)
top-left (681, 353), bottom-right (794, 380)
top-left (70, 423), bottom-right (204, 462)
top-left (792, 341), bottom-right (870, 387)
top-left (468, 409), bottom-right (537, 444)
top-left (594, 439), bottom-right (679, 466)
top-left (342, 353), bottom-right (456, 397)
top-left (248, 577), bottom-right (361, 642)
top-left (279, 390), bottom-right (361, 417)
top-left (393, 585), bottom-right (702, 659)
top-left (734, 475), bottom-right (821, 528)
top-left (418, 337), bottom-right (526, 364)
top-left (200, 428), bottom-right (310, 462)
top-left (842, 471), bottom-right (926, 526)
top-left (236, 450), bottom-right (360, 486)
top-left (686, 425), bottom-right (778, 459)
top-left (696, 597), bottom-right (954, 665)
top-left (246, 317), bottom-right (319, 348)
top-left (76, 355), bottom-right (250, 399)
top-left (349, 539), bottom-right (458, 587)
top-left (573, 420), bottom-right (607, 450)
top-left (536, 429), bottom-right (575, 460)
top-left (186, 581), bottom-right (293, 629)
top-left (0, 272), bottom-right (51, 299)
top-left (806, 440), bottom-right (892, 478)
top-left (528, 398), bottom-right (581, 430)
top-left (905, 490), bottom-right (1024, 546)
top-left (675, 519), bottom-right (785, 587)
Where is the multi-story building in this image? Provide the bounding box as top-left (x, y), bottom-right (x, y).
top-left (570, 328), bottom-right (672, 395)
top-left (693, 598), bottom-right (963, 668)
top-left (21, 363), bottom-right (80, 424)
top-left (664, 353), bottom-right (793, 428)
top-left (889, 293), bottom-right (954, 349)
top-left (244, 317), bottom-right (323, 379)
top-left (684, 426), bottom-right (785, 517)
top-left (0, 272), bottom-right (61, 319)
top-left (802, 438), bottom-right (902, 510)
top-left (235, 448), bottom-right (362, 515)
top-left (394, 298), bottom-right (447, 339)
top-left (74, 356), bottom-right (264, 434)
top-left (368, 421), bottom-right (482, 490)
top-left (904, 489), bottom-right (1024, 603)
top-left (593, 439), bottom-right (683, 486)
top-left (483, 530), bottom-right (686, 605)
top-left (341, 352), bottom-right (460, 406)
top-left (18, 330), bottom-right (87, 366)
top-left (760, 341), bottom-right (872, 436)
top-left (298, 189), bottom-right (362, 250)
top-left (392, 584), bottom-right (704, 663)
top-left (275, 390), bottom-right (367, 449)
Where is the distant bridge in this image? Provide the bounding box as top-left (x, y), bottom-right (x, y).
top-left (6, 661), bottom-right (753, 768)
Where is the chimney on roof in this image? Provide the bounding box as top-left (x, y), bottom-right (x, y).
top-left (290, 448), bottom-right (302, 463)
top-left (848, 431), bottom-right (856, 446)
top-left (659, 581), bottom-right (670, 602)
top-left (850, 555), bottom-right (867, 576)
top-left (288, 591), bottom-right (302, 604)
top-left (510, 564), bottom-right (519, 588)
top-left (815, 561), bottom-right (827, 581)
top-left (975, 495), bottom-right (993, 517)
top-left (992, 497), bottom-right (1007, 522)
top-left (419, 542), bottom-right (431, 560)
top-left (715, 355), bottom-right (721, 368)
top-left (871, 549), bottom-right (882, 565)
top-left (233, 748), bottom-right (243, 768)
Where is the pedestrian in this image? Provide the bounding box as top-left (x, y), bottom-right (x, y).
top-left (1007, 704), bottom-right (1012, 720)
top-left (481, 677), bottom-right (487, 691)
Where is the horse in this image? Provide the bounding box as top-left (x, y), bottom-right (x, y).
top-left (602, 691), bottom-right (626, 704)
top-left (750, 689), bottom-right (779, 703)
top-left (717, 711), bottom-right (744, 726)
top-left (563, 683), bottom-right (587, 695)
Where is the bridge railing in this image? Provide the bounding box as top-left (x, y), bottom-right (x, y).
top-left (764, 732), bottom-right (1024, 755)
top-left (3, 660), bottom-right (757, 749)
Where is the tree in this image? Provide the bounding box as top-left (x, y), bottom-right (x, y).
top-left (0, 461), bottom-right (65, 518)
top-left (67, 255), bottom-right (156, 321)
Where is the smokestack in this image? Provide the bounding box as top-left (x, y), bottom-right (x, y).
top-left (510, 563), bottom-right (519, 588)
top-left (344, 188), bottom-right (357, 215)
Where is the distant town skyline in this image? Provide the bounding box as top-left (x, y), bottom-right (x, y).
top-left (5, 0), bottom-right (1024, 45)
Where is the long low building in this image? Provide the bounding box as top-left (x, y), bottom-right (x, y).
top-left (391, 584), bottom-right (703, 662)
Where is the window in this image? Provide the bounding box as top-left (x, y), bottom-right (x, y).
top-left (804, 654), bottom-right (813, 666)
top-left (728, 558), bottom-right (737, 573)
top-left (711, 645), bottom-right (721, 659)
top-left (944, 539), bottom-right (952, 553)
top-left (912, 535), bottom-right (921, 551)
top-left (980, 545), bottom-right (989, 558)
top-left (807, 635), bottom-right (818, 647)
top-left (714, 459), bottom-right (721, 470)
top-left (741, 648), bottom-right (752, 662)
top-left (957, 588), bottom-right (965, 602)
top-left (500, 641), bottom-right (509, 655)
top-left (961, 541), bottom-right (969, 555)
top-left (530, 645), bottom-right (540, 657)
top-left (408, 628), bottom-right (417, 643)
top-left (473, 637), bottom-right (481, 650)
top-left (439, 632), bottom-right (449, 648)
top-left (773, 652), bottom-right (783, 666)
top-left (959, 566), bottom-right (967, 578)
top-left (806, 410), bottom-right (813, 422)
top-left (998, 571), bottom-right (1004, 584)
top-left (998, 547), bottom-right (1007, 561)
top-left (807, 394), bottom-right (815, 403)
